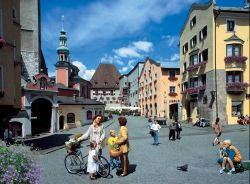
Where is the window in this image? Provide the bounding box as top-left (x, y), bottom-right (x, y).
top-left (104, 82), bottom-right (108, 85)
top-left (226, 44), bottom-right (242, 56)
top-left (226, 71), bottom-right (242, 83)
top-left (182, 82), bottom-right (188, 91)
top-left (227, 20), bottom-right (235, 32)
top-left (112, 97), bottom-right (116, 100)
top-left (190, 54), bottom-right (198, 65)
top-left (106, 97), bottom-right (110, 100)
top-left (170, 86), bottom-right (176, 93)
top-left (190, 16), bottom-right (196, 29)
top-left (190, 35), bottom-right (197, 48)
top-left (94, 81), bottom-right (98, 85)
top-left (189, 77), bottom-right (198, 88)
top-left (67, 113), bottom-right (75, 123)
top-left (169, 71), bottom-right (176, 78)
top-left (87, 111), bottom-right (92, 120)
top-left (199, 26), bottom-right (207, 41)
top-left (183, 42), bottom-right (188, 54)
top-left (200, 49), bottom-right (208, 62)
top-left (183, 62), bottom-right (187, 72)
top-left (232, 101), bottom-right (242, 116)
top-left (201, 74), bottom-right (206, 85)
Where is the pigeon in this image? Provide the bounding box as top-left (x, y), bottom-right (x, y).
top-left (177, 164), bottom-right (188, 171)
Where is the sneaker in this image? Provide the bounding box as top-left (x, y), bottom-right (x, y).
top-left (219, 169), bottom-right (224, 174)
top-left (227, 169), bottom-right (235, 175)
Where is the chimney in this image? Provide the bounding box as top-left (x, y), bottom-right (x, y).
top-left (73, 94), bottom-right (77, 101)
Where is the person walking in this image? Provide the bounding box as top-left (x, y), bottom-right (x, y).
top-left (116, 117), bottom-right (130, 177)
top-left (147, 117), bottom-right (152, 134)
top-left (77, 115), bottom-right (106, 154)
top-left (176, 120), bottom-right (182, 139)
top-left (212, 117), bottom-right (222, 146)
top-left (150, 119), bottom-right (161, 145)
top-left (169, 121), bottom-right (177, 141)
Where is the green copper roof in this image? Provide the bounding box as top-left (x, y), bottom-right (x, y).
top-left (57, 46), bottom-right (69, 52)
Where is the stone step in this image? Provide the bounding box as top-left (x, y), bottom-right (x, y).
top-left (242, 160), bottom-right (250, 170)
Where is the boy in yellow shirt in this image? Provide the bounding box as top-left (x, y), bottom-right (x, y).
top-left (107, 129), bottom-right (121, 170)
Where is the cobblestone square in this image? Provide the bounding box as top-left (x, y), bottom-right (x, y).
top-left (41, 116), bottom-right (249, 184)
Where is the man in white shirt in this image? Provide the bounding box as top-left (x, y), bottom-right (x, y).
top-left (150, 120), bottom-right (161, 145)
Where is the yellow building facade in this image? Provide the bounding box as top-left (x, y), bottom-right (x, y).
top-left (139, 58), bottom-right (180, 119)
top-left (180, 0), bottom-right (249, 124)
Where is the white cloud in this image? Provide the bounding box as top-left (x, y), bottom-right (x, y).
top-left (113, 40), bottom-right (153, 58)
top-left (162, 35), bottom-right (179, 47)
top-left (72, 61), bottom-right (95, 80)
top-left (42, 0), bottom-right (197, 48)
top-left (100, 54), bottom-right (124, 65)
top-left (119, 66), bottom-right (129, 73)
top-left (132, 41), bottom-right (153, 52)
top-left (114, 47), bottom-right (141, 58)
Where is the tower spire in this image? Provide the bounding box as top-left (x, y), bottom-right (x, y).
top-left (61, 15), bottom-right (65, 31)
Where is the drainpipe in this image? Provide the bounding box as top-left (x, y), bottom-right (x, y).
top-left (214, 9), bottom-right (220, 119)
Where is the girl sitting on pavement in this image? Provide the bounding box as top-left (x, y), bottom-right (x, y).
top-left (217, 139), bottom-right (242, 175)
top-left (87, 140), bottom-right (99, 180)
top-left (107, 129), bottom-right (121, 171)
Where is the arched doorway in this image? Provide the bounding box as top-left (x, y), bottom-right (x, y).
top-left (59, 116), bottom-right (64, 130)
top-left (31, 98), bottom-right (52, 135)
top-left (169, 103), bottom-right (178, 120)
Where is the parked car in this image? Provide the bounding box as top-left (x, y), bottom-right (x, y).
top-left (194, 118), bottom-right (210, 127)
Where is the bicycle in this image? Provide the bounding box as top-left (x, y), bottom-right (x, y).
top-left (64, 142), bottom-right (110, 178)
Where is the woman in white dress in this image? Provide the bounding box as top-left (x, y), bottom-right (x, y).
top-left (78, 115), bottom-right (106, 154)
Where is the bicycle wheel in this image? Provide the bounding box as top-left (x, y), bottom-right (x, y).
top-left (64, 153), bottom-right (82, 174)
top-left (97, 155), bottom-right (110, 178)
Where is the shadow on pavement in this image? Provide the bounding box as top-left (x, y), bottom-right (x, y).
top-left (21, 134), bottom-right (73, 150)
top-left (129, 164), bottom-right (137, 174)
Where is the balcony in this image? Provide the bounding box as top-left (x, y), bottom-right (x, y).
top-left (168, 92), bottom-right (177, 97)
top-left (224, 56), bottom-right (247, 69)
top-left (226, 82), bottom-right (249, 94)
top-left (168, 76), bottom-right (178, 81)
top-left (187, 87), bottom-right (199, 96)
top-left (186, 61), bottom-right (207, 72)
top-left (187, 85), bottom-right (206, 96)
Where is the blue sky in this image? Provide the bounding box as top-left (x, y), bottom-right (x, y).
top-left (40, 0), bottom-right (244, 80)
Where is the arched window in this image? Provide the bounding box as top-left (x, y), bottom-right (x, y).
top-left (87, 110), bottom-right (92, 120)
top-left (67, 113), bottom-right (75, 123)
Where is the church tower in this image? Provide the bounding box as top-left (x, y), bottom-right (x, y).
top-left (55, 16), bottom-right (70, 87)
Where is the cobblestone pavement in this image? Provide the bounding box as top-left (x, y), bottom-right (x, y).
top-left (40, 116), bottom-right (249, 184)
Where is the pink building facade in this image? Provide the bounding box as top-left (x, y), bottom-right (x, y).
top-left (139, 58), bottom-right (181, 119)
